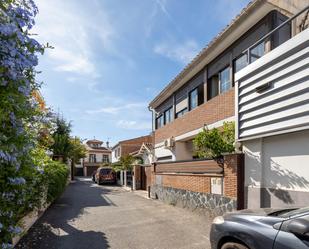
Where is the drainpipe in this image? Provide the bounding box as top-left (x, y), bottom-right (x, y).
top-left (148, 106), bottom-right (155, 132)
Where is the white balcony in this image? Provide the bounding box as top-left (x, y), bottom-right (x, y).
top-left (235, 27), bottom-right (309, 141)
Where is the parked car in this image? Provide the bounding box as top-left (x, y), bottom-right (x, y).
top-left (210, 207), bottom-right (309, 249)
top-left (95, 167), bottom-right (116, 185)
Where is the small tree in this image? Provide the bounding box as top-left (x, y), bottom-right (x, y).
top-left (193, 122), bottom-right (235, 159)
top-left (68, 137), bottom-right (86, 180)
top-left (50, 116), bottom-right (71, 162)
top-left (68, 137), bottom-right (86, 164)
top-left (112, 155), bottom-right (134, 171)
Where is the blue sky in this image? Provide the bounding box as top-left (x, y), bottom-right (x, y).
top-left (33, 0), bottom-right (250, 146)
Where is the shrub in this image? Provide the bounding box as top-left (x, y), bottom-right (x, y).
top-left (193, 122), bottom-right (235, 159)
top-left (44, 161), bottom-right (69, 203)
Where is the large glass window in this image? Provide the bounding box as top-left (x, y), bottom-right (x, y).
top-left (207, 75), bottom-right (219, 100)
top-left (176, 108), bottom-right (187, 118)
top-left (219, 67), bottom-right (231, 94)
top-left (156, 115), bottom-right (164, 129)
top-left (189, 88), bottom-right (198, 110)
top-left (250, 41), bottom-right (265, 63)
top-left (89, 154), bottom-right (96, 163)
top-left (102, 155), bottom-right (109, 163)
top-left (164, 107), bottom-right (173, 124)
top-left (234, 53), bottom-right (248, 73)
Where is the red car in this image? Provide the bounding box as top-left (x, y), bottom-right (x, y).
top-left (95, 167), bottom-right (116, 185)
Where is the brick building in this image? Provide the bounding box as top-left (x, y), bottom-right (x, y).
top-left (112, 135), bottom-right (153, 187)
top-left (148, 0), bottom-right (307, 212)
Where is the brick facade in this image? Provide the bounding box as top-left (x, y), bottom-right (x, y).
top-left (161, 174), bottom-right (211, 193)
top-left (118, 135), bottom-right (153, 157)
top-left (150, 154), bottom-right (244, 204)
top-left (154, 88), bottom-right (235, 144)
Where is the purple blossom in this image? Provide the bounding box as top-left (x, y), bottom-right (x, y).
top-left (8, 225), bottom-right (22, 235)
top-left (2, 243), bottom-right (13, 249)
top-left (8, 177), bottom-right (26, 185)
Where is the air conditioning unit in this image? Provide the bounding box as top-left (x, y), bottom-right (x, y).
top-left (164, 137), bottom-right (175, 149)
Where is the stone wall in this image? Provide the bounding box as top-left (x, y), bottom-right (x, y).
top-left (151, 185), bottom-right (237, 217)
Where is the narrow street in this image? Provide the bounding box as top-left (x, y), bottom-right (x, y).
top-left (17, 178), bottom-right (211, 249)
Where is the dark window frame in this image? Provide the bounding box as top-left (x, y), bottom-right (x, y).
top-left (176, 107), bottom-right (188, 119)
top-left (156, 114), bottom-right (164, 129)
top-left (164, 107), bottom-right (173, 125)
top-left (219, 66), bottom-right (231, 94)
top-left (188, 87), bottom-right (198, 111)
top-left (89, 154), bottom-right (96, 163)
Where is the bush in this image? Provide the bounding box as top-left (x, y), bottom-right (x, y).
top-left (193, 122), bottom-right (235, 159)
top-left (44, 161), bottom-right (69, 203)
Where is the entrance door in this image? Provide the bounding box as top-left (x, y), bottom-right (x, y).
top-left (140, 167), bottom-right (147, 190)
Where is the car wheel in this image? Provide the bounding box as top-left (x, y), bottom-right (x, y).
top-left (221, 242), bottom-right (249, 249)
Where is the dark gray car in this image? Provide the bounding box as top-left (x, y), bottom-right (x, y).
top-left (210, 207), bottom-right (309, 249)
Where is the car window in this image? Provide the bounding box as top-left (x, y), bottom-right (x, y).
top-left (279, 207), bottom-right (309, 218)
top-left (100, 168), bottom-right (112, 174)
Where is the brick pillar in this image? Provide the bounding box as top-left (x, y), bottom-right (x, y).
top-left (223, 153), bottom-right (244, 210)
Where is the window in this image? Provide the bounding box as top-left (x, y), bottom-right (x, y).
top-left (207, 75), bottom-right (219, 100)
top-left (219, 67), bottom-right (231, 94)
top-left (156, 115), bottom-right (164, 129)
top-left (164, 107), bottom-right (173, 124)
top-left (89, 154), bottom-right (96, 163)
top-left (176, 108), bottom-right (187, 118)
top-left (250, 41), bottom-right (265, 63)
top-left (234, 53), bottom-right (248, 73)
top-left (189, 88), bottom-right (198, 110)
top-left (102, 155), bottom-right (109, 163)
top-left (117, 148), bottom-right (120, 157)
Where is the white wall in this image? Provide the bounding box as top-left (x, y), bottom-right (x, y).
top-left (243, 130), bottom-right (309, 208)
top-left (112, 145), bottom-right (120, 163)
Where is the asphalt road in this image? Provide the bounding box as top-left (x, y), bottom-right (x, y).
top-left (17, 177), bottom-right (211, 249)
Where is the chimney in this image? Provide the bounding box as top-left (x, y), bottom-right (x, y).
top-left (106, 141), bottom-right (110, 148)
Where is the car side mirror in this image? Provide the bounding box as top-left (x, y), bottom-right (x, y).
top-left (287, 218), bottom-right (309, 236)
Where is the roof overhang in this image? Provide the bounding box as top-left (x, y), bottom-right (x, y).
top-left (148, 0), bottom-right (283, 109)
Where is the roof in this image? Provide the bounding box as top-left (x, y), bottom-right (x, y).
top-left (112, 135), bottom-right (152, 150)
top-left (86, 139), bottom-right (103, 144)
top-left (85, 143), bottom-right (111, 152)
top-left (130, 143), bottom-right (153, 157)
top-left (148, 0), bottom-right (283, 108)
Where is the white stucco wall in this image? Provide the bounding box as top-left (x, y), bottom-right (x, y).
top-left (243, 129), bottom-right (309, 208)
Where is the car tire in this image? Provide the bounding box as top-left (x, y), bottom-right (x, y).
top-left (221, 242), bottom-right (249, 249)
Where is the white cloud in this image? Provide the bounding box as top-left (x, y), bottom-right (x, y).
top-left (33, 0), bottom-right (115, 77)
top-left (86, 103), bottom-right (147, 115)
top-left (117, 120), bottom-right (150, 130)
top-left (154, 39), bottom-right (199, 64)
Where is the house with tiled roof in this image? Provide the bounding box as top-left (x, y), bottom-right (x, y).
top-left (80, 139), bottom-right (112, 176)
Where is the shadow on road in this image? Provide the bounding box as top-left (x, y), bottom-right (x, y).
top-left (16, 178), bottom-right (122, 249)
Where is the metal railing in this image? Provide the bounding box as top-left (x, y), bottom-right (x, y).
top-left (245, 5), bottom-right (309, 64)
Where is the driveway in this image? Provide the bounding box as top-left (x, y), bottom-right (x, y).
top-left (17, 177), bottom-right (211, 249)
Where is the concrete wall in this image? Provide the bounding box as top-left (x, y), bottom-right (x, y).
top-left (243, 130), bottom-right (309, 208)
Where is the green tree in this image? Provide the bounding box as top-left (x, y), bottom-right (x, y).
top-left (193, 122), bottom-right (235, 158)
top-left (112, 154), bottom-right (134, 172)
top-left (68, 137), bottom-right (86, 164)
top-left (50, 116), bottom-right (71, 162)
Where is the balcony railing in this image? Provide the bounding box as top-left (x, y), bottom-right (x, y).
top-left (235, 6), bottom-right (309, 140)
top-left (244, 5), bottom-right (309, 65)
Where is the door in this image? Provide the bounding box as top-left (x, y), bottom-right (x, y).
top-left (273, 214), bottom-right (309, 249)
top-left (140, 167), bottom-right (147, 190)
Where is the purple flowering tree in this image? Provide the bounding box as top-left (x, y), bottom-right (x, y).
top-left (0, 0), bottom-right (47, 246)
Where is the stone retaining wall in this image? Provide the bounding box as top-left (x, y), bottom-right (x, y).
top-left (151, 184), bottom-right (237, 217)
